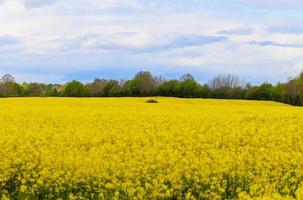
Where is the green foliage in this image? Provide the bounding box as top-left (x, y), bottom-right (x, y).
top-left (180, 77), bottom-right (199, 98)
top-left (257, 83), bottom-right (274, 100)
top-left (23, 83), bottom-right (44, 97)
top-left (157, 80), bottom-right (181, 97)
top-left (64, 81), bottom-right (87, 97)
top-left (124, 71), bottom-right (156, 96)
top-left (103, 80), bottom-right (121, 97)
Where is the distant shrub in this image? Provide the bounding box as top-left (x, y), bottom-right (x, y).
top-left (146, 98), bottom-right (158, 103)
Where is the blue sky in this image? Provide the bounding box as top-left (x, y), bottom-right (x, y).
top-left (1, 0), bottom-right (303, 84)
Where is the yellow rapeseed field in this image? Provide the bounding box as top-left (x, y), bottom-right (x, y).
top-left (1, 98), bottom-right (303, 199)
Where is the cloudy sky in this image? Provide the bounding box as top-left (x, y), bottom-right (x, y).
top-left (1, 0), bottom-right (303, 84)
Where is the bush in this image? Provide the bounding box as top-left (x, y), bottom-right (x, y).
top-left (146, 98), bottom-right (158, 103)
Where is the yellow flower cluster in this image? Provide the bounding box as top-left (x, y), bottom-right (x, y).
top-left (0, 97), bottom-right (303, 199)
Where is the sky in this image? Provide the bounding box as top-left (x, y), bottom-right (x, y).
top-left (1, 0), bottom-right (303, 84)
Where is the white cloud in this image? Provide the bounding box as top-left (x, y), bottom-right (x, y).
top-left (0, 0), bottom-right (303, 83)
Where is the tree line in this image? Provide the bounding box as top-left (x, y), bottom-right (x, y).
top-left (1, 71), bottom-right (303, 106)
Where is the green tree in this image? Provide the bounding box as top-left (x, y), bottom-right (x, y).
top-left (157, 80), bottom-right (181, 97)
top-left (64, 80), bottom-right (86, 97)
top-left (25, 83), bottom-right (44, 97)
top-left (257, 83), bottom-right (274, 100)
top-left (103, 80), bottom-right (121, 97)
top-left (127, 71), bottom-right (156, 96)
top-left (179, 74), bottom-right (200, 98)
top-left (245, 86), bottom-right (258, 100)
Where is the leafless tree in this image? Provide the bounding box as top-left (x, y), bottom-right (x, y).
top-left (208, 74), bottom-right (240, 89)
top-left (180, 73), bottom-right (195, 81)
top-left (86, 78), bottom-right (108, 96)
top-left (0, 74), bottom-right (15, 84)
top-left (0, 74), bottom-right (16, 96)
